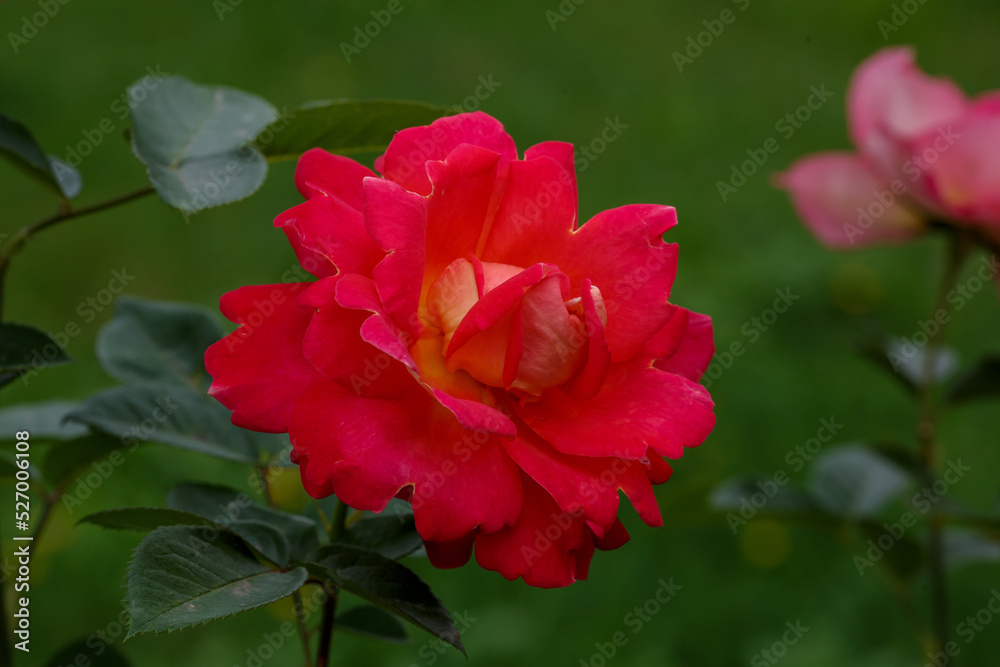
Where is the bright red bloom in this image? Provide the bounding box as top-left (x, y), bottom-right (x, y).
top-left (778, 47), bottom-right (1000, 248)
top-left (206, 112), bottom-right (715, 587)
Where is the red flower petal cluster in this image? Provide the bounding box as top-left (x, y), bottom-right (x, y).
top-left (207, 112), bottom-right (716, 587)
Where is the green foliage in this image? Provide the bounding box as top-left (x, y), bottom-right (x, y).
top-left (129, 76), bottom-right (276, 213)
top-left (125, 525), bottom-right (308, 637)
top-left (260, 99), bottom-right (455, 161)
top-left (337, 606), bottom-right (409, 644)
top-left (0, 323), bottom-right (71, 379)
top-left (96, 297), bottom-right (223, 390)
top-left (307, 544), bottom-right (464, 654)
top-left (0, 111), bottom-right (81, 199)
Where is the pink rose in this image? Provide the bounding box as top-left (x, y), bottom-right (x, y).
top-left (206, 112), bottom-right (715, 587)
top-left (778, 47), bottom-right (1000, 248)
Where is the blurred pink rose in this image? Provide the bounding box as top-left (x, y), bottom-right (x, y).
top-left (778, 47), bottom-right (1000, 248)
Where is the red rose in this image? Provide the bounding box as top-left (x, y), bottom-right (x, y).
top-left (206, 112), bottom-right (716, 587)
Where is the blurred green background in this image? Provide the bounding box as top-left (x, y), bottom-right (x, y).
top-left (3, 0), bottom-right (1000, 665)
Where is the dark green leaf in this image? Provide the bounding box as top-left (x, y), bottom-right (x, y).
top-left (337, 605), bottom-right (409, 644)
top-left (0, 111), bottom-right (81, 199)
top-left (44, 639), bottom-right (131, 667)
top-left (0, 400), bottom-right (88, 441)
top-left (944, 528), bottom-right (1000, 571)
top-left (41, 433), bottom-right (125, 489)
top-left (97, 296), bottom-right (223, 390)
top-left (168, 483), bottom-right (319, 566)
top-left (0, 323), bottom-right (71, 373)
top-left (807, 445), bottom-right (912, 519)
top-left (307, 544), bottom-right (463, 654)
top-left (260, 99), bottom-right (455, 161)
top-left (342, 514), bottom-right (424, 560)
top-left (129, 76), bottom-right (277, 213)
top-left (67, 384), bottom-right (276, 464)
top-left (947, 356), bottom-right (1000, 405)
top-left (80, 507), bottom-right (209, 532)
top-left (126, 525), bottom-right (307, 637)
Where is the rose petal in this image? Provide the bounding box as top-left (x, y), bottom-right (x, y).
top-left (363, 177), bottom-right (429, 341)
top-left (378, 111), bottom-right (517, 196)
top-left (777, 152), bottom-right (924, 247)
top-left (290, 379), bottom-right (523, 542)
top-left (519, 364), bottom-right (715, 460)
top-left (295, 148), bottom-right (375, 208)
top-left (297, 277), bottom-right (412, 398)
top-left (503, 426), bottom-right (663, 532)
top-left (645, 307), bottom-right (715, 382)
top-left (474, 474), bottom-right (596, 588)
top-left (274, 194), bottom-right (384, 279)
top-left (849, 47), bottom-right (967, 175)
top-left (206, 283), bottom-right (321, 433)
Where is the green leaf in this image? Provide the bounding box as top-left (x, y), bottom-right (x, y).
top-left (126, 525), bottom-right (307, 637)
top-left (129, 76), bottom-right (277, 213)
top-left (337, 605), bottom-right (409, 644)
top-left (167, 483), bottom-right (319, 566)
top-left (807, 445), bottom-right (912, 519)
top-left (855, 331), bottom-right (957, 393)
top-left (0, 111), bottom-right (82, 199)
top-left (947, 356), bottom-right (1000, 405)
top-left (0, 323), bottom-right (71, 373)
top-left (66, 384), bottom-right (280, 464)
top-left (44, 639), bottom-right (131, 667)
top-left (307, 544), bottom-right (464, 654)
top-left (709, 476), bottom-right (822, 519)
top-left (80, 507), bottom-right (209, 532)
top-left (342, 513), bottom-right (425, 560)
top-left (41, 433), bottom-right (124, 489)
top-left (943, 528), bottom-right (1000, 571)
top-left (260, 99), bottom-right (455, 161)
top-left (97, 296), bottom-right (223, 390)
top-left (0, 400), bottom-right (88, 441)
